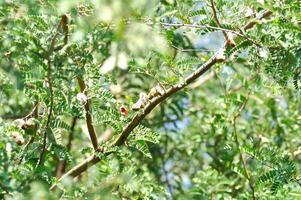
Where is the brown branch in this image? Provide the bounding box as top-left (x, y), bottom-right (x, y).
top-left (243, 10), bottom-right (272, 31)
top-left (113, 52), bottom-right (218, 146)
top-left (54, 14), bottom-right (69, 51)
top-left (36, 59), bottom-right (54, 167)
top-left (66, 117), bottom-right (77, 151)
top-left (50, 152), bottom-right (111, 191)
top-left (209, 0), bottom-right (236, 47)
top-left (66, 30), bottom-right (99, 150)
top-left (37, 15), bottom-right (69, 167)
top-left (61, 15), bottom-right (69, 45)
top-left (50, 9), bottom-right (272, 190)
top-left (76, 77), bottom-right (99, 150)
top-left (50, 45), bottom-right (219, 191)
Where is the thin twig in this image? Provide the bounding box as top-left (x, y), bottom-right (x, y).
top-left (214, 70), bottom-right (227, 94)
top-left (36, 59), bottom-right (54, 167)
top-left (22, 101), bottom-right (39, 120)
top-left (171, 44), bottom-right (214, 52)
top-left (230, 74), bottom-right (258, 92)
top-left (0, 114), bottom-right (25, 119)
top-left (232, 90), bottom-right (256, 200)
top-left (67, 42), bottom-right (99, 150)
top-left (243, 10), bottom-right (272, 31)
top-left (67, 117), bottom-right (77, 151)
top-left (17, 136), bottom-right (35, 164)
top-left (1, 101), bottom-right (38, 119)
top-left (37, 15), bottom-right (68, 167)
top-left (209, 0), bottom-right (235, 46)
top-left (159, 22), bottom-right (261, 47)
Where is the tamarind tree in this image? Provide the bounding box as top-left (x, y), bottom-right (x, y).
top-left (0, 0), bottom-right (300, 199)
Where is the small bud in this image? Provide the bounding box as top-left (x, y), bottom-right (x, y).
top-left (76, 92), bottom-right (88, 104)
top-left (120, 106), bottom-right (128, 117)
top-left (11, 131), bottom-right (25, 145)
top-left (13, 119), bottom-right (26, 129)
top-left (148, 87), bottom-right (158, 99)
top-left (139, 93), bottom-right (148, 105)
top-left (16, 136), bottom-right (25, 145)
top-left (245, 8), bottom-right (254, 18)
top-left (43, 80), bottom-right (50, 88)
top-left (227, 33), bottom-right (236, 47)
top-left (132, 93), bottom-right (148, 111)
top-left (11, 131), bottom-right (20, 139)
top-left (25, 118), bottom-right (36, 127)
top-left (155, 84), bottom-right (165, 96)
top-left (132, 100), bottom-right (144, 111)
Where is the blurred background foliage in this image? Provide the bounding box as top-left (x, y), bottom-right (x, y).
top-left (0, 0), bottom-right (301, 199)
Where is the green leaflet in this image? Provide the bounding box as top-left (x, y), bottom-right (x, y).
top-left (131, 125), bottom-right (160, 144)
top-left (189, 9), bottom-right (207, 17)
top-left (128, 140), bottom-right (152, 159)
top-left (225, 40), bottom-right (253, 57)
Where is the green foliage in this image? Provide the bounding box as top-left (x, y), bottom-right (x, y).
top-left (244, 145), bottom-right (298, 194)
top-left (188, 9), bottom-right (207, 18)
top-left (1, 0), bottom-right (301, 199)
top-left (225, 40), bottom-right (253, 57)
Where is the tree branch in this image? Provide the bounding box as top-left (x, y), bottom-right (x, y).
top-left (243, 10), bottom-right (272, 31)
top-left (23, 101), bottom-right (39, 120)
top-left (76, 78), bottom-right (99, 150)
top-left (209, 0), bottom-right (236, 46)
top-left (37, 15), bottom-right (69, 167)
top-left (36, 52), bottom-right (54, 167)
top-left (50, 9), bottom-right (272, 190)
top-left (112, 51), bottom-right (218, 146)
top-left (50, 152), bottom-right (111, 191)
top-left (67, 38), bottom-right (99, 150)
